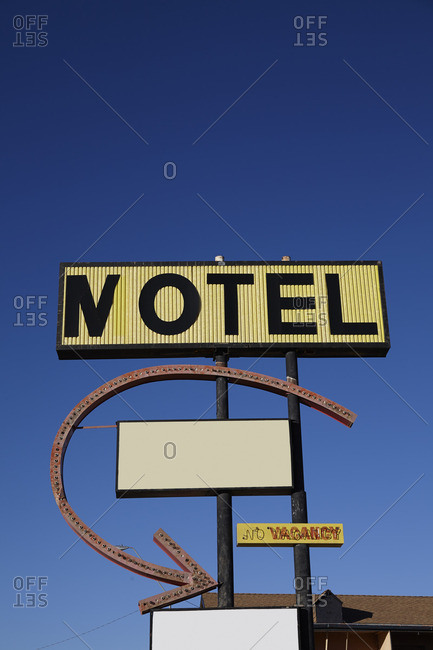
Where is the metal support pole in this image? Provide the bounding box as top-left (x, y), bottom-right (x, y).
top-left (286, 351), bottom-right (315, 650)
top-left (215, 352), bottom-right (234, 608)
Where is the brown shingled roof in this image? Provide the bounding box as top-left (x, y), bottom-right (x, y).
top-left (201, 593), bottom-right (433, 626)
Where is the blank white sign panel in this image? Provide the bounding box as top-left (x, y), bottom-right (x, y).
top-left (151, 608), bottom-right (299, 650)
top-left (116, 419), bottom-right (292, 497)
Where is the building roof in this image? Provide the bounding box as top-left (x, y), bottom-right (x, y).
top-left (201, 593), bottom-right (433, 627)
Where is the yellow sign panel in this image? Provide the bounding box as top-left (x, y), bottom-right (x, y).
top-left (237, 523), bottom-right (344, 547)
top-left (57, 261), bottom-right (389, 359)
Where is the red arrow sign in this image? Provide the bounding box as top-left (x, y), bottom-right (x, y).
top-left (138, 529), bottom-right (218, 614)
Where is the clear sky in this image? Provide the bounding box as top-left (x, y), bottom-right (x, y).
top-left (1, 1), bottom-right (432, 648)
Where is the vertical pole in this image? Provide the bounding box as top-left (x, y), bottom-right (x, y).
top-left (215, 352), bottom-right (234, 608)
top-left (286, 351), bottom-right (315, 650)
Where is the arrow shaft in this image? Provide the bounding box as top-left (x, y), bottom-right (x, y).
top-left (59, 510), bottom-right (189, 584)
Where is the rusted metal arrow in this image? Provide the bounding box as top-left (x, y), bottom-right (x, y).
top-left (138, 529), bottom-right (218, 614)
top-left (50, 364), bottom-right (355, 614)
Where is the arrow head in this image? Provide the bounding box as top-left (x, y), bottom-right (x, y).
top-left (138, 529), bottom-right (217, 614)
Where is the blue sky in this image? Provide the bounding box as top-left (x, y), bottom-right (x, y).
top-left (1, 1), bottom-right (432, 648)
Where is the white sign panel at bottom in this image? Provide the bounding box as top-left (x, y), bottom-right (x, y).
top-left (150, 608), bottom-right (299, 650)
top-left (116, 419), bottom-right (292, 497)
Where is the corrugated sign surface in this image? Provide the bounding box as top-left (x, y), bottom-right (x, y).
top-left (57, 261), bottom-right (389, 358)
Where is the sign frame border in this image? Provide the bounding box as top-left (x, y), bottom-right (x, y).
top-left (116, 417), bottom-right (293, 498)
top-left (149, 606), bottom-right (301, 650)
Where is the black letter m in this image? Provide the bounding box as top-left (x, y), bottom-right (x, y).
top-left (64, 275), bottom-right (120, 337)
